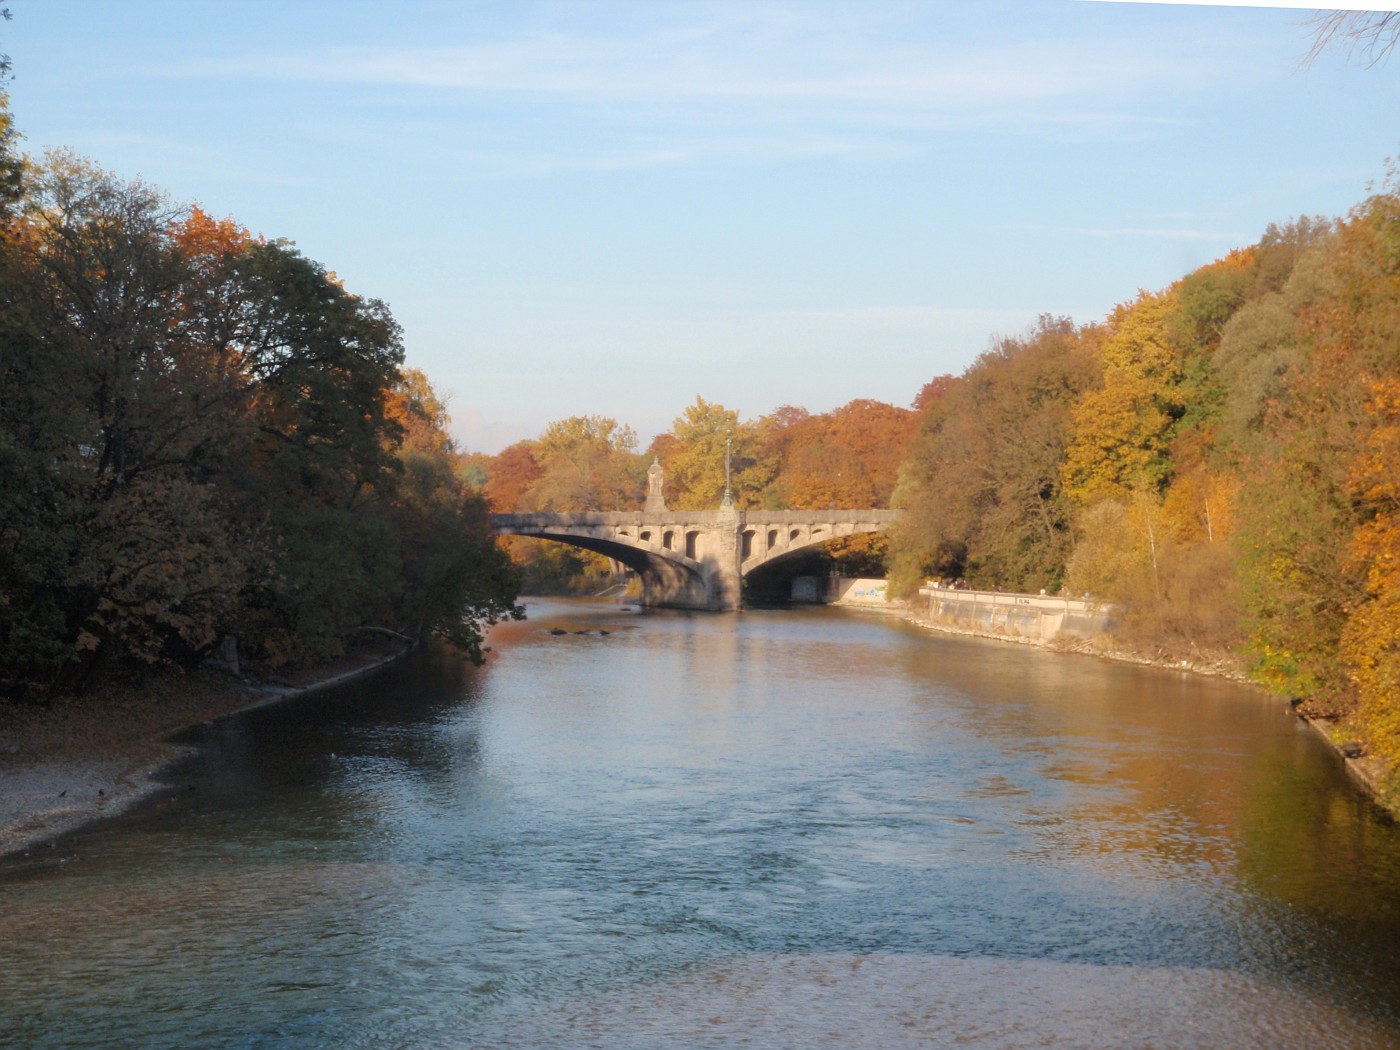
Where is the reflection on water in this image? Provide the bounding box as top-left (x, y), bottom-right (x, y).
top-left (3, 599), bottom-right (1400, 1048)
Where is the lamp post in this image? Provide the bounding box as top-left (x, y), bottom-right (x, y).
top-left (720, 434), bottom-right (733, 508)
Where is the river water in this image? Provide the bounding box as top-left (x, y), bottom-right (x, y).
top-left (3, 599), bottom-right (1400, 1048)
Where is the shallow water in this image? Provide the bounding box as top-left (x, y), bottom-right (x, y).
top-left (3, 600), bottom-right (1399, 1048)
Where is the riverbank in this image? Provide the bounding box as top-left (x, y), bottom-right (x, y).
top-left (0, 635), bottom-right (413, 859)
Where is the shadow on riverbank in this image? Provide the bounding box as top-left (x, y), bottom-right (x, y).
top-left (0, 635), bottom-right (413, 859)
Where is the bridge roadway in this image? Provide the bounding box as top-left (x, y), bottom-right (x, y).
top-left (492, 507), bottom-right (902, 611)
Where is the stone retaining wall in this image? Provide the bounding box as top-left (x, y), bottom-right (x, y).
top-left (918, 585), bottom-right (1113, 642)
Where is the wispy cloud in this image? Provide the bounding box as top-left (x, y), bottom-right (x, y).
top-left (153, 5), bottom-right (1234, 151)
top-left (243, 40), bottom-right (1173, 108)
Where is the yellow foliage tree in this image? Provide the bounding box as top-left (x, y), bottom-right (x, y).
top-left (1340, 378), bottom-right (1400, 767)
top-left (1062, 288), bottom-right (1184, 505)
top-left (659, 396), bottom-right (767, 510)
top-left (1161, 462), bottom-right (1240, 544)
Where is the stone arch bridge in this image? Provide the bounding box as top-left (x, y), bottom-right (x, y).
top-left (491, 506), bottom-right (902, 611)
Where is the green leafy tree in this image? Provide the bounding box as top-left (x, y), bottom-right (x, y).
top-left (1238, 169), bottom-right (1400, 710)
top-left (1, 153), bottom-right (251, 688)
top-left (221, 237), bottom-right (408, 666)
top-left (380, 372), bottom-right (522, 661)
top-left (0, 130), bottom-right (522, 692)
top-left (1212, 226), bottom-right (1339, 460)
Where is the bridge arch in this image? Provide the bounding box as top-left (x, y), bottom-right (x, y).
top-left (736, 512), bottom-right (895, 577)
top-left (493, 514), bottom-right (723, 609)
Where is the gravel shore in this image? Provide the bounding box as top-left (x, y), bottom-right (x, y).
top-left (0, 637), bottom-right (412, 859)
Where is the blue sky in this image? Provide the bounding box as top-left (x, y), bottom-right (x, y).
top-left (4, 1), bottom-right (1398, 451)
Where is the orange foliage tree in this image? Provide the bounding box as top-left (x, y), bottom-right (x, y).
top-left (1340, 378), bottom-right (1400, 768)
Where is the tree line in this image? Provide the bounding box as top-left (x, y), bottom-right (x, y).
top-left (0, 131), bottom-right (521, 699)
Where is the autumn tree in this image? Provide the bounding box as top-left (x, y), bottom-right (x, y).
top-left (655, 396), bottom-right (768, 510)
top-left (890, 316), bottom-right (1098, 594)
top-left (749, 399), bottom-right (916, 576)
top-left (1062, 289), bottom-right (1185, 505)
top-left (1055, 286), bottom-right (1247, 650)
top-left (387, 367), bottom-right (454, 456)
top-left (1340, 378), bottom-right (1400, 770)
top-left (764, 400), bottom-right (916, 511)
top-left (748, 405), bottom-right (811, 508)
top-left (479, 441), bottom-right (543, 513)
top-left (378, 371), bottom-right (523, 661)
top-left (913, 374), bottom-right (958, 413)
top-left (1239, 170), bottom-right (1400, 711)
top-left (468, 417), bottom-right (642, 594)
top-left (0, 9), bottom-right (18, 216)
top-left (0, 147), bottom-right (520, 693)
top-left (522, 415), bottom-right (643, 512)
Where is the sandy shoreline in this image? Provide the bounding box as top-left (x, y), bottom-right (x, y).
top-left (0, 636), bottom-right (413, 860)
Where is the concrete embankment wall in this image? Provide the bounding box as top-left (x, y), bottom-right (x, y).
top-left (793, 577), bottom-right (1112, 644)
top-left (918, 586), bottom-right (1113, 643)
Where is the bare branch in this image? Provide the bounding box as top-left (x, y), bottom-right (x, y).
top-left (1304, 10), bottom-right (1400, 69)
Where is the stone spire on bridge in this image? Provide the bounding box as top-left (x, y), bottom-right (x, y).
top-left (644, 457), bottom-right (667, 513)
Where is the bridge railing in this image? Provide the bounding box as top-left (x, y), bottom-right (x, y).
top-left (742, 509), bottom-right (903, 525)
top-left (492, 511), bottom-right (729, 528)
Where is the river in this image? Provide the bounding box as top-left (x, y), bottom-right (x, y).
top-left (2, 599), bottom-right (1399, 1048)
